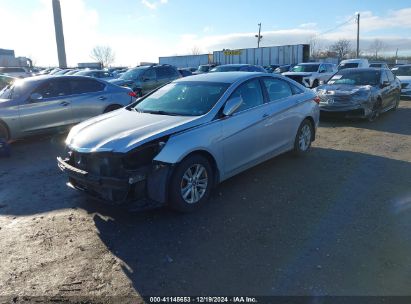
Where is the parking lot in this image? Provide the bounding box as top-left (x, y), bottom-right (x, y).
top-left (0, 99), bottom-right (410, 301)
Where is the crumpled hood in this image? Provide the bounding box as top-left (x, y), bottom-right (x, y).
top-left (283, 72), bottom-right (314, 77)
top-left (315, 84), bottom-right (373, 95)
top-left (66, 109), bottom-right (202, 153)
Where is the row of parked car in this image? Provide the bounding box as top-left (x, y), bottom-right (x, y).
top-left (0, 59), bottom-right (407, 142)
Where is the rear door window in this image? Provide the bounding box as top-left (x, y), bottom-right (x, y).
top-left (143, 69), bottom-right (156, 81)
top-left (157, 67), bottom-right (173, 79)
top-left (70, 78), bottom-right (105, 94)
top-left (262, 78), bottom-right (293, 101)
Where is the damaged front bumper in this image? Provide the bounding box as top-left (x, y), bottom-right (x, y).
top-left (57, 154), bottom-right (171, 208)
top-left (318, 95), bottom-right (373, 118)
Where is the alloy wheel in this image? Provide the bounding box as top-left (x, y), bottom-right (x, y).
top-left (298, 124), bottom-right (312, 151)
top-left (180, 164), bottom-right (208, 204)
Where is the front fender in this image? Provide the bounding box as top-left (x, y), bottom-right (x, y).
top-left (153, 121), bottom-right (224, 170)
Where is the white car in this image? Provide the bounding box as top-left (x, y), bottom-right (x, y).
top-left (338, 59), bottom-right (370, 70)
top-left (0, 67), bottom-right (32, 78)
top-left (282, 62), bottom-right (337, 88)
top-left (392, 64), bottom-right (411, 97)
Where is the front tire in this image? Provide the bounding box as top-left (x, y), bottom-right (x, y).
top-left (367, 99), bottom-right (381, 122)
top-left (293, 119), bottom-right (313, 156)
top-left (312, 79), bottom-right (319, 88)
top-left (169, 155), bottom-right (213, 212)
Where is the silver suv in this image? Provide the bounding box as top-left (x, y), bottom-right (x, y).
top-left (109, 64), bottom-right (181, 97)
top-left (283, 63), bottom-right (337, 88)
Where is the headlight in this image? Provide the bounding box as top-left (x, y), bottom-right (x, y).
top-left (352, 90), bottom-right (371, 100)
top-left (123, 139), bottom-right (168, 170)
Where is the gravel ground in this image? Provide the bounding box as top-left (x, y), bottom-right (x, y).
top-left (0, 99), bottom-right (410, 303)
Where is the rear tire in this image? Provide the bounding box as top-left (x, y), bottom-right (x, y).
top-left (293, 119), bottom-right (313, 156)
top-left (103, 104), bottom-right (122, 113)
top-left (0, 123), bottom-right (9, 141)
top-left (169, 154), bottom-right (213, 213)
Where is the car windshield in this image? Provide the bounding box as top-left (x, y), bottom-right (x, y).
top-left (211, 66), bottom-right (242, 72)
top-left (338, 62), bottom-right (359, 70)
top-left (75, 70), bottom-right (93, 76)
top-left (327, 70), bottom-right (380, 86)
top-left (291, 64), bottom-right (319, 72)
top-left (119, 68), bottom-right (146, 81)
top-left (0, 79), bottom-right (24, 99)
top-left (198, 66), bottom-right (209, 72)
top-left (392, 66), bottom-right (411, 76)
top-left (135, 81), bottom-right (229, 116)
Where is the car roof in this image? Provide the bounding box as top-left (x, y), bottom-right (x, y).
top-left (340, 59), bottom-right (368, 63)
top-left (77, 69), bottom-right (103, 73)
top-left (297, 62), bottom-right (321, 65)
top-left (337, 68), bottom-right (385, 73)
top-left (17, 75), bottom-right (103, 85)
top-left (217, 64), bottom-right (255, 67)
top-left (174, 71), bottom-right (267, 84)
top-left (393, 64), bottom-right (411, 67)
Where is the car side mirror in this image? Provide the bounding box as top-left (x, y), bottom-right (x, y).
top-left (30, 93), bottom-right (43, 101)
top-left (381, 81), bottom-right (390, 88)
top-left (319, 69), bottom-right (326, 73)
top-left (223, 96), bottom-right (243, 116)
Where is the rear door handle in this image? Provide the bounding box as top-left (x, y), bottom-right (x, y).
top-left (98, 96), bottom-right (107, 100)
top-left (60, 101), bottom-right (70, 106)
top-left (263, 113), bottom-right (269, 118)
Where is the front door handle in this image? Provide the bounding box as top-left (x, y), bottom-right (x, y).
top-left (60, 101), bottom-right (70, 106)
top-left (263, 113), bottom-right (269, 118)
top-left (98, 96), bottom-right (107, 101)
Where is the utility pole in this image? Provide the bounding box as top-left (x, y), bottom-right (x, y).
top-left (356, 12), bottom-right (360, 58)
top-left (255, 23), bottom-right (263, 48)
top-left (52, 0), bottom-right (67, 68)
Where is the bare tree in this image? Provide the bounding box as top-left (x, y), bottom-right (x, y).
top-left (90, 46), bottom-right (115, 68)
top-left (330, 39), bottom-right (352, 60)
top-left (191, 46), bottom-right (201, 55)
top-left (369, 39), bottom-right (386, 59)
top-left (308, 35), bottom-right (322, 59)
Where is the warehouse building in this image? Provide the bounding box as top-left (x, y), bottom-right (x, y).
top-left (159, 44), bottom-right (310, 68)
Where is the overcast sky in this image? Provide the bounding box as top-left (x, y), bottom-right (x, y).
top-left (1, 0), bottom-right (411, 66)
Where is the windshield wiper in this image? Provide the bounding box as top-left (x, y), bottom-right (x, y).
top-left (142, 110), bottom-right (180, 116)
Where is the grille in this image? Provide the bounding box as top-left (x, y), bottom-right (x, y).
top-left (70, 151), bottom-right (123, 177)
top-left (401, 83), bottom-right (409, 89)
top-left (319, 94), bottom-right (352, 104)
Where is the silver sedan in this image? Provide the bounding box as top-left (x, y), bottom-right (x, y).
top-left (58, 72), bottom-right (320, 212)
top-left (0, 75), bottom-right (136, 140)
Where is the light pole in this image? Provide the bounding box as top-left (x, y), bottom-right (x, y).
top-left (52, 0), bottom-right (67, 68)
top-left (255, 23), bottom-right (263, 48)
top-left (356, 12), bottom-right (360, 58)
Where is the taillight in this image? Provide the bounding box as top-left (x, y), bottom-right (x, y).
top-left (128, 91), bottom-right (137, 98)
top-left (313, 96), bottom-right (320, 104)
